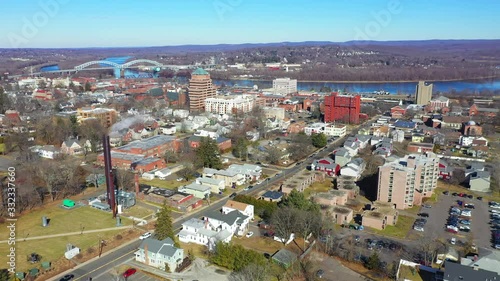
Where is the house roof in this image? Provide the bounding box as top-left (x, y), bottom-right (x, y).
top-left (444, 260), bottom-right (499, 281)
top-left (461, 248), bottom-right (500, 275)
top-left (183, 182), bottom-right (211, 193)
top-left (334, 148), bottom-right (351, 157)
top-left (261, 190), bottom-right (283, 200)
top-left (196, 177), bottom-right (224, 186)
top-left (471, 171), bottom-right (491, 181)
top-left (138, 237), bottom-right (181, 258)
top-left (115, 135), bottom-right (176, 152)
top-left (182, 218), bottom-right (206, 230)
top-left (394, 120), bottom-right (416, 128)
top-left (63, 138), bottom-right (82, 148)
top-left (205, 209), bottom-right (248, 226)
top-left (272, 249), bottom-right (297, 266)
top-left (224, 200), bottom-right (250, 212)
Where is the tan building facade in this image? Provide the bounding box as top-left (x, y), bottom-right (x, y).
top-left (415, 81), bottom-right (433, 105)
top-left (330, 206), bottom-right (354, 225)
top-left (77, 107), bottom-right (117, 128)
top-left (188, 68), bottom-right (217, 112)
top-left (377, 153), bottom-right (439, 210)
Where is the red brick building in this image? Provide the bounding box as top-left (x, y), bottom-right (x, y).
top-left (188, 136), bottom-right (232, 152)
top-left (390, 106), bottom-right (406, 118)
top-left (324, 92), bottom-right (361, 124)
top-left (113, 135), bottom-right (180, 157)
top-left (407, 142), bottom-right (434, 154)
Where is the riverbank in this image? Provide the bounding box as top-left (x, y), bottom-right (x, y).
top-left (217, 75), bottom-right (500, 84)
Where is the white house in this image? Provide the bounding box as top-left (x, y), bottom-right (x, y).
top-left (203, 168), bottom-right (246, 187)
top-left (154, 168), bottom-right (172, 180)
top-left (142, 173), bottom-right (155, 180)
top-left (160, 125), bottom-right (176, 135)
top-left (178, 183), bottom-right (211, 199)
top-left (194, 129), bottom-right (219, 140)
top-left (222, 200), bottom-right (254, 221)
top-left (304, 123), bottom-right (324, 136)
top-left (204, 209), bottom-right (250, 237)
top-left (31, 145), bottom-right (60, 159)
top-left (340, 158), bottom-right (366, 180)
top-left (324, 124), bottom-right (346, 137)
top-left (392, 130), bottom-right (405, 143)
top-left (227, 164), bottom-right (262, 182)
top-left (135, 237), bottom-right (184, 272)
top-left (178, 218), bottom-right (233, 251)
top-left (172, 109), bottom-right (189, 119)
top-left (195, 177), bottom-right (225, 194)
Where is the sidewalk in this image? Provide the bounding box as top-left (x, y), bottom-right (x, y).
top-left (0, 226), bottom-right (132, 243)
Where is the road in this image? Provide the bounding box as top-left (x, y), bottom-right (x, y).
top-left (51, 118), bottom-right (375, 281)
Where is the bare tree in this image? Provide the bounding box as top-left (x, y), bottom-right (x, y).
top-left (115, 169), bottom-right (134, 191)
top-left (266, 147), bottom-right (282, 165)
top-left (228, 263), bottom-right (271, 281)
top-left (271, 207), bottom-right (297, 245)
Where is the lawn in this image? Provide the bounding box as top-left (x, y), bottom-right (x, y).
top-left (232, 236), bottom-right (282, 255)
top-left (121, 205), bottom-right (154, 219)
top-left (179, 242), bottom-right (209, 260)
top-left (0, 205), bottom-right (131, 239)
top-left (303, 180), bottom-right (333, 198)
top-left (0, 230), bottom-right (124, 272)
top-left (396, 265), bottom-right (423, 281)
top-left (369, 215), bottom-right (414, 239)
top-left (140, 178), bottom-right (185, 190)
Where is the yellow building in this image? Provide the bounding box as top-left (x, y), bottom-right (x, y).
top-left (77, 107), bottom-right (117, 128)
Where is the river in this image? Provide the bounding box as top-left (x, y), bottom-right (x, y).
top-left (209, 78), bottom-right (500, 94)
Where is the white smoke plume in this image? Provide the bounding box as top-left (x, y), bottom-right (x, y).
top-left (110, 115), bottom-right (147, 133)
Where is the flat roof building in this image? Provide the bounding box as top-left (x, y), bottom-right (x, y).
top-left (377, 153), bottom-right (439, 210)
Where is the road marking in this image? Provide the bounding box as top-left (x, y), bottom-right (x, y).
top-left (73, 249), bottom-right (136, 281)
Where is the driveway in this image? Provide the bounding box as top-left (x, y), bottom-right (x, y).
top-left (309, 251), bottom-right (368, 281)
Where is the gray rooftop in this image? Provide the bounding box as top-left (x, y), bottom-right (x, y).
top-left (183, 182), bottom-right (211, 192)
top-left (444, 260), bottom-right (499, 281)
top-left (196, 177), bottom-right (224, 186)
top-left (116, 135), bottom-right (176, 152)
top-left (138, 237), bottom-right (181, 258)
top-left (205, 209), bottom-right (248, 226)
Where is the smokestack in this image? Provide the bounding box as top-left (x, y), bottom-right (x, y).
top-left (135, 172), bottom-right (139, 196)
top-left (102, 134), bottom-right (117, 218)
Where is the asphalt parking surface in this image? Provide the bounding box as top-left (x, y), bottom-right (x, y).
top-left (94, 270), bottom-right (162, 281)
top-left (420, 192), bottom-right (491, 248)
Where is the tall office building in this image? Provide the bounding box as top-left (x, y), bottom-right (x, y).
top-left (188, 68), bottom-right (216, 112)
top-left (415, 81), bottom-right (433, 105)
top-left (323, 92), bottom-right (361, 124)
top-left (272, 78), bottom-right (297, 94)
top-left (377, 153), bottom-right (439, 210)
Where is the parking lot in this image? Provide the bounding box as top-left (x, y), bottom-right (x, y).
top-left (415, 192), bottom-right (491, 248)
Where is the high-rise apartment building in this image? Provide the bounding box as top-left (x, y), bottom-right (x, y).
top-left (188, 68), bottom-right (216, 112)
top-left (272, 78), bottom-right (297, 94)
top-left (377, 153), bottom-right (439, 210)
top-left (323, 92), bottom-right (361, 124)
top-left (415, 81), bottom-right (433, 105)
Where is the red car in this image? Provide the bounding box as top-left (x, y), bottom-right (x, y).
top-left (123, 268), bottom-right (137, 278)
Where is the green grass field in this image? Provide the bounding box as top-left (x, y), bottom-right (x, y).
top-left (140, 178), bottom-right (185, 190)
top-left (369, 215), bottom-right (415, 239)
top-left (0, 230), bottom-right (124, 272)
top-left (0, 205), bottom-right (131, 239)
top-left (303, 180), bottom-right (333, 198)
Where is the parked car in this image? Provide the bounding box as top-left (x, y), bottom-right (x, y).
top-left (422, 204), bottom-right (432, 208)
top-left (418, 213), bottom-right (429, 217)
top-left (459, 220), bottom-right (471, 225)
top-left (59, 274), bottom-right (75, 281)
top-left (477, 197), bottom-right (483, 201)
top-left (123, 268), bottom-right (137, 278)
top-left (229, 192), bottom-right (237, 198)
top-left (450, 237), bottom-right (456, 245)
top-left (467, 195), bottom-right (474, 199)
top-left (465, 204), bottom-right (475, 209)
top-left (246, 231), bottom-right (254, 238)
top-left (443, 191), bottom-right (449, 195)
top-left (176, 178), bottom-right (183, 182)
top-left (452, 192), bottom-right (458, 196)
top-left (139, 232), bottom-right (152, 240)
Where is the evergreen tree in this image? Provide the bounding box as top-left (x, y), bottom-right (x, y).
top-left (154, 203), bottom-right (176, 244)
top-left (196, 137), bottom-right (222, 169)
top-left (232, 137), bottom-right (248, 160)
top-left (311, 133), bottom-right (327, 148)
top-left (366, 252), bottom-right (381, 270)
top-left (0, 86), bottom-right (6, 114)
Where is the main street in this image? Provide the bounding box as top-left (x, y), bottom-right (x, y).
top-left (52, 118), bottom-right (374, 281)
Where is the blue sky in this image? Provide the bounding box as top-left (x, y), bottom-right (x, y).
top-left (1, 0), bottom-right (499, 48)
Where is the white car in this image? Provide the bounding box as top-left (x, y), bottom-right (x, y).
top-left (176, 178), bottom-right (183, 182)
top-left (491, 209), bottom-right (500, 214)
top-left (139, 232), bottom-right (152, 240)
top-left (245, 231), bottom-right (254, 238)
top-left (450, 237), bottom-right (456, 245)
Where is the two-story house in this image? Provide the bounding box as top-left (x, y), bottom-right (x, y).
top-left (204, 209), bottom-right (250, 237)
top-left (135, 237), bottom-right (184, 272)
top-left (222, 200), bottom-right (254, 221)
top-left (178, 218), bottom-right (233, 251)
top-left (195, 177), bottom-right (225, 194)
